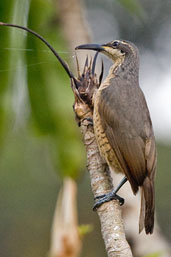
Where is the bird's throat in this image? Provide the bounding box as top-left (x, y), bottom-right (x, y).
top-left (111, 55), bottom-right (125, 74)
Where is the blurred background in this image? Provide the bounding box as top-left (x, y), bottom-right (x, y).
top-left (0, 0), bottom-right (171, 257)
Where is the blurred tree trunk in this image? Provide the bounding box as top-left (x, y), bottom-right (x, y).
top-left (58, 0), bottom-right (91, 50)
top-left (57, 0), bottom-right (92, 71)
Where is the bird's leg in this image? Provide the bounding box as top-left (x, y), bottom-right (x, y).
top-left (93, 176), bottom-right (128, 210)
top-left (113, 176), bottom-right (128, 194)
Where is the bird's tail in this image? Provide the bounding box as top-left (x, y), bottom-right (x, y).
top-left (139, 176), bottom-right (155, 234)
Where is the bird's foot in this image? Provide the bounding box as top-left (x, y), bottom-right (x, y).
top-left (93, 191), bottom-right (124, 211)
top-left (82, 117), bottom-right (93, 126)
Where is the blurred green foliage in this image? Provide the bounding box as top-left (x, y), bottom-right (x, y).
top-left (0, 0), bottom-right (84, 178)
top-left (0, 1), bottom-right (85, 256)
top-left (26, 0), bottom-right (85, 178)
top-left (0, 0), bottom-right (12, 140)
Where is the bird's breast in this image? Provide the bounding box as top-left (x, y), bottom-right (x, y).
top-left (93, 89), bottom-right (123, 174)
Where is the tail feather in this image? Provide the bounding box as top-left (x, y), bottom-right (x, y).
top-left (139, 188), bottom-right (145, 233)
top-left (139, 176), bottom-right (155, 234)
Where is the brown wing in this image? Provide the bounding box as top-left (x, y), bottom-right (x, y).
top-left (98, 77), bottom-right (156, 194)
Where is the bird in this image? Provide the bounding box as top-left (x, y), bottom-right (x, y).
top-left (75, 40), bottom-right (157, 234)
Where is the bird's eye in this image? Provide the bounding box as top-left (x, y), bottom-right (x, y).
top-left (112, 41), bottom-right (119, 47)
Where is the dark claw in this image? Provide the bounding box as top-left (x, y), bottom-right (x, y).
top-left (82, 117), bottom-right (93, 126)
top-left (94, 194), bottom-right (106, 200)
top-left (93, 192), bottom-right (124, 211)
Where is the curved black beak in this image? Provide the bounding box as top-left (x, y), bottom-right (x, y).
top-left (75, 44), bottom-right (104, 52)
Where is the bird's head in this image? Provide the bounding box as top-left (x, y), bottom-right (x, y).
top-left (75, 40), bottom-right (139, 68)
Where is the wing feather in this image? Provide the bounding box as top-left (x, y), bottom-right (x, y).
top-left (98, 77), bottom-right (156, 194)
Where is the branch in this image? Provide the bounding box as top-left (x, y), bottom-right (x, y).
top-left (72, 59), bottom-right (133, 257)
top-left (80, 114), bottom-right (132, 257)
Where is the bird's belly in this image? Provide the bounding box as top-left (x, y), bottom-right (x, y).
top-left (93, 105), bottom-right (123, 174)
